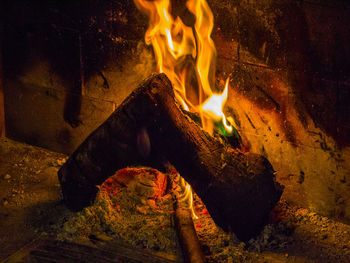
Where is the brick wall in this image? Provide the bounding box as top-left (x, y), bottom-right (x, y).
top-left (210, 0), bottom-right (350, 222)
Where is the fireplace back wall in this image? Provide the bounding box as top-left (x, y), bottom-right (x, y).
top-left (2, 0), bottom-right (350, 224)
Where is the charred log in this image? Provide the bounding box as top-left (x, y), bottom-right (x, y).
top-left (58, 73), bottom-right (282, 241)
top-left (174, 207), bottom-right (205, 263)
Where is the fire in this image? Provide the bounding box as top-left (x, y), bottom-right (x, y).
top-left (134, 0), bottom-right (232, 135)
top-left (135, 0), bottom-right (234, 218)
top-left (201, 78), bottom-right (233, 135)
top-left (174, 172), bottom-right (198, 219)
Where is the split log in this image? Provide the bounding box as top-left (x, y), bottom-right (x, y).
top-left (58, 73), bottom-right (282, 241)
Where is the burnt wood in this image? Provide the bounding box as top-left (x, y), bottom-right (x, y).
top-left (58, 73), bottom-right (282, 241)
top-left (174, 207), bottom-right (205, 263)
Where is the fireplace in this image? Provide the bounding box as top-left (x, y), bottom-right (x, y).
top-left (0, 0), bottom-right (350, 262)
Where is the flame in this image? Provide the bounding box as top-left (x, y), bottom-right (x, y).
top-left (135, 0), bottom-right (233, 218)
top-left (134, 0), bottom-right (232, 135)
top-left (175, 173), bottom-right (198, 219)
top-left (200, 78), bottom-right (232, 134)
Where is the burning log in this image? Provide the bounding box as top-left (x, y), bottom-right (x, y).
top-left (172, 171), bottom-right (206, 263)
top-left (174, 206), bottom-right (205, 263)
top-left (58, 73), bottom-right (282, 241)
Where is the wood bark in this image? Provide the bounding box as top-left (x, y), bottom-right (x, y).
top-left (58, 73), bottom-right (282, 241)
top-left (174, 207), bottom-right (205, 263)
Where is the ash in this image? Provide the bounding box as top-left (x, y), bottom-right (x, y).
top-left (192, 194), bottom-right (350, 262)
top-left (57, 168), bottom-right (178, 255)
top-left (1, 138), bottom-right (350, 262)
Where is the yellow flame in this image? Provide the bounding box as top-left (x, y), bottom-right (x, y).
top-left (176, 175), bottom-right (198, 219)
top-left (187, 0), bottom-right (216, 97)
top-left (134, 0), bottom-right (232, 135)
top-left (135, 0), bottom-right (233, 217)
top-left (200, 78), bottom-right (233, 134)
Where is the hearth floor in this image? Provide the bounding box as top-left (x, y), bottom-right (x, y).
top-left (0, 138), bottom-right (349, 262)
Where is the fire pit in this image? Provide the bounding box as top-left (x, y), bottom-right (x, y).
top-left (58, 73), bottom-right (282, 242)
top-left (1, 0), bottom-right (350, 262)
top-left (59, 0), bottom-right (282, 251)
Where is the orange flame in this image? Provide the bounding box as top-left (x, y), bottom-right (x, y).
top-left (201, 78), bottom-right (233, 134)
top-left (175, 173), bottom-right (198, 219)
top-left (135, 0), bottom-right (233, 219)
top-left (134, 0), bottom-right (232, 135)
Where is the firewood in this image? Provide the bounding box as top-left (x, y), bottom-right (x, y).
top-left (58, 73), bottom-right (282, 241)
top-left (172, 170), bottom-right (205, 263)
top-left (174, 207), bottom-right (205, 263)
